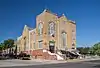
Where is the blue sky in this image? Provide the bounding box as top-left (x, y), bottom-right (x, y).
top-left (0, 0), bottom-right (100, 47)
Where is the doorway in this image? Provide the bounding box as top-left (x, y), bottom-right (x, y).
top-left (49, 41), bottom-right (55, 53)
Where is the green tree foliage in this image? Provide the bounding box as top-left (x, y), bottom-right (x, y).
top-left (4, 39), bottom-right (14, 48)
top-left (77, 47), bottom-right (90, 55)
top-left (0, 43), bottom-right (4, 51)
top-left (89, 42), bottom-right (100, 56)
top-left (77, 42), bottom-right (100, 56)
top-left (0, 44), bottom-right (3, 51)
top-left (0, 39), bottom-right (15, 51)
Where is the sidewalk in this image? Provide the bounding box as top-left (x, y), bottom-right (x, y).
top-left (66, 58), bottom-right (100, 63)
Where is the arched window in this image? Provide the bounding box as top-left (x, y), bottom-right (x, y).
top-left (48, 21), bottom-right (55, 36)
top-left (38, 22), bottom-right (43, 35)
top-left (61, 31), bottom-right (67, 47)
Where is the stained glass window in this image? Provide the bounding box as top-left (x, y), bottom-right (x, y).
top-left (38, 41), bottom-right (42, 48)
top-left (61, 32), bottom-right (67, 47)
top-left (38, 23), bottom-right (43, 35)
top-left (48, 21), bottom-right (55, 36)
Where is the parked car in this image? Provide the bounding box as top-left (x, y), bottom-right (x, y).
top-left (18, 52), bottom-right (30, 60)
top-left (0, 52), bottom-right (7, 60)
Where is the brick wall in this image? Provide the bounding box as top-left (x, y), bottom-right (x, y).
top-left (31, 49), bottom-right (57, 60)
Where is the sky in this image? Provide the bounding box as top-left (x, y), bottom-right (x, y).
top-left (0, 0), bottom-right (100, 47)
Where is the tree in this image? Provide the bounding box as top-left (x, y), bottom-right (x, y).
top-left (89, 42), bottom-right (100, 56)
top-left (1, 39), bottom-right (15, 54)
top-left (0, 44), bottom-right (3, 51)
top-left (4, 39), bottom-right (14, 48)
top-left (0, 43), bottom-right (5, 51)
top-left (77, 47), bottom-right (90, 55)
top-left (89, 47), bottom-right (95, 55)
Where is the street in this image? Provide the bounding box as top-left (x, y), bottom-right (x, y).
top-left (0, 59), bottom-right (100, 68)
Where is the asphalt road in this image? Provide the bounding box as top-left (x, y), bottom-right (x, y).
top-left (1, 60), bottom-right (100, 68)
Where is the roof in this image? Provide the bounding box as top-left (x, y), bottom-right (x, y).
top-left (17, 36), bottom-right (22, 40)
top-left (24, 25), bottom-right (34, 31)
top-left (43, 9), bottom-right (58, 16)
top-left (43, 9), bottom-right (68, 19)
top-left (29, 28), bottom-right (36, 33)
top-left (27, 27), bottom-right (33, 31)
top-left (68, 20), bottom-right (76, 24)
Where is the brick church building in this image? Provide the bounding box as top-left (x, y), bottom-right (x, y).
top-left (16, 9), bottom-right (77, 60)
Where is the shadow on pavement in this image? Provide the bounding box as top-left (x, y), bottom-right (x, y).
top-left (85, 60), bottom-right (100, 63)
top-left (93, 65), bottom-right (100, 68)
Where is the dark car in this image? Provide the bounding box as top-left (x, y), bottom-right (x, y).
top-left (0, 52), bottom-right (7, 60)
top-left (18, 52), bottom-right (30, 60)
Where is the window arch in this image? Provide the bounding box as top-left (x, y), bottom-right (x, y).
top-left (38, 22), bottom-right (43, 35)
top-left (48, 21), bottom-right (55, 36)
top-left (61, 31), bottom-right (67, 47)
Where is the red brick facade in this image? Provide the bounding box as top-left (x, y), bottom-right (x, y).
top-left (31, 49), bottom-right (57, 60)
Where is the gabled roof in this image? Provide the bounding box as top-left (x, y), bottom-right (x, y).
top-left (17, 35), bottom-right (22, 40)
top-left (43, 9), bottom-right (51, 13)
top-left (68, 20), bottom-right (76, 24)
top-left (29, 28), bottom-right (36, 33)
top-left (27, 27), bottom-right (33, 31)
top-left (43, 9), bottom-right (58, 16)
top-left (43, 9), bottom-right (69, 20)
top-left (24, 25), bottom-right (33, 31)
